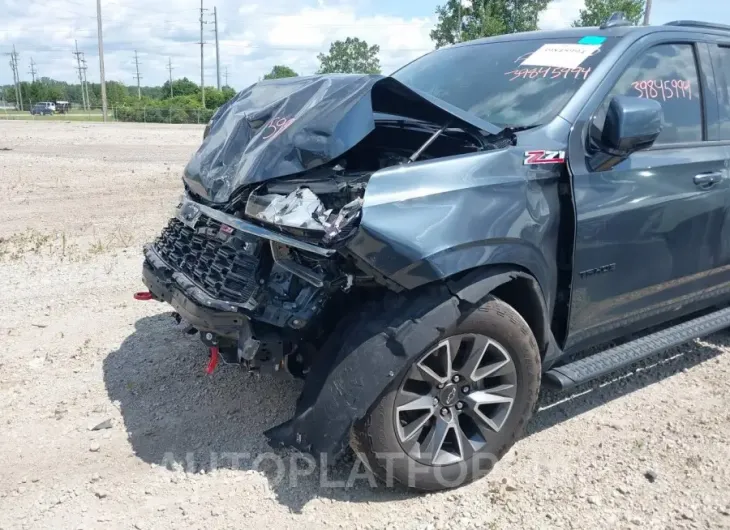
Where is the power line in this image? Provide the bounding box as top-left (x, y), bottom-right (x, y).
top-left (28, 57), bottom-right (37, 83)
top-left (214, 6), bottom-right (221, 90)
top-left (12, 43), bottom-right (432, 54)
top-left (133, 50), bottom-right (142, 99)
top-left (167, 57), bottom-right (174, 97)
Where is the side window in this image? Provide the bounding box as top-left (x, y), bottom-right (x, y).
top-left (715, 46), bottom-right (730, 141)
top-left (593, 44), bottom-right (703, 144)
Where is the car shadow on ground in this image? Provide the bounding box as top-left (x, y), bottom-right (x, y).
top-left (104, 314), bottom-right (729, 513)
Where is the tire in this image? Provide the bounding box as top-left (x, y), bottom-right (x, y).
top-left (351, 295), bottom-right (541, 491)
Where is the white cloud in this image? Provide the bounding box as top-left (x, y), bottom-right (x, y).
top-left (539, 0), bottom-right (585, 30)
top-left (1, 0), bottom-right (436, 91)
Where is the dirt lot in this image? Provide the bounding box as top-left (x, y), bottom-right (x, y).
top-left (1, 121), bottom-right (729, 530)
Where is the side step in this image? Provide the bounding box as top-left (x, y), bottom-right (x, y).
top-left (546, 306), bottom-right (730, 390)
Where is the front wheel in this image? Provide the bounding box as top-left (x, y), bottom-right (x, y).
top-left (351, 296), bottom-right (541, 491)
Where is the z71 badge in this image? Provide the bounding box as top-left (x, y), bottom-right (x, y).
top-left (524, 150), bottom-right (566, 165)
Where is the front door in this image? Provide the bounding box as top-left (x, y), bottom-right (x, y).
top-left (565, 40), bottom-right (730, 352)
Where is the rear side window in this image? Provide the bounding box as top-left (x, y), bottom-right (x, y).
top-left (714, 46), bottom-right (730, 140)
top-left (593, 44), bottom-right (703, 144)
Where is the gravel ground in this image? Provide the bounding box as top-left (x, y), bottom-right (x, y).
top-left (1, 120), bottom-right (729, 530)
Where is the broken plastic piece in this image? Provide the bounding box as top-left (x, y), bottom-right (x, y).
top-left (246, 186), bottom-right (363, 244)
top-left (237, 322), bottom-right (261, 361)
top-left (246, 187), bottom-right (329, 230)
top-left (206, 346), bottom-right (220, 374)
top-left (133, 291), bottom-right (154, 301)
top-left (172, 312), bottom-right (198, 335)
top-left (323, 198), bottom-right (363, 244)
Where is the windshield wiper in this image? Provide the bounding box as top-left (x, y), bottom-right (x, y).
top-left (502, 124), bottom-right (541, 133)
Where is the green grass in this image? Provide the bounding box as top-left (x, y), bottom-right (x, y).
top-left (0, 110), bottom-right (111, 122)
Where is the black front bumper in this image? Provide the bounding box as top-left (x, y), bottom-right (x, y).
top-left (142, 245), bottom-right (249, 338)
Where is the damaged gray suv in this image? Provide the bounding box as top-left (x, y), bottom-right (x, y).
top-left (138, 16), bottom-right (730, 490)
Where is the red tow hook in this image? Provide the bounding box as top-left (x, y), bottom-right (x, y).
top-left (206, 346), bottom-right (220, 375)
top-left (133, 291), bottom-right (154, 301)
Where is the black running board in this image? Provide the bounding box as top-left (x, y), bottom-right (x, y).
top-left (546, 306), bottom-right (730, 390)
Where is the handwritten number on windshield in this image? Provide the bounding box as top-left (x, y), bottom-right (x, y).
top-left (505, 66), bottom-right (591, 81)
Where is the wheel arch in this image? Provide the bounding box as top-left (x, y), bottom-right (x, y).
top-left (265, 264), bottom-right (560, 458)
top-left (442, 264), bottom-right (556, 363)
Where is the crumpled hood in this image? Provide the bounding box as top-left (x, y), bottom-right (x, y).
top-left (183, 74), bottom-right (503, 204)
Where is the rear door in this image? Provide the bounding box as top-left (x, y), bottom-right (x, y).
top-left (565, 34), bottom-right (730, 352)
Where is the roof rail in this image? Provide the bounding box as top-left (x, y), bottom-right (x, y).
top-left (664, 20), bottom-right (730, 32)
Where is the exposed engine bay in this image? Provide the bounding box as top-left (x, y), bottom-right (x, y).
top-left (235, 115), bottom-right (487, 242)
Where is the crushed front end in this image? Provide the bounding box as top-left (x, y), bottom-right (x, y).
top-left (141, 183), bottom-right (366, 376)
top-left (138, 72), bottom-right (514, 456)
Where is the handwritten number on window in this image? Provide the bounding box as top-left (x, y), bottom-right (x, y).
top-left (631, 79), bottom-right (692, 100)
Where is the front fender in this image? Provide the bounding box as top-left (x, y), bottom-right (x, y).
top-left (346, 145), bottom-right (561, 310)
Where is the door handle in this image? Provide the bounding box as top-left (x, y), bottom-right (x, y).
top-left (693, 172), bottom-right (723, 188)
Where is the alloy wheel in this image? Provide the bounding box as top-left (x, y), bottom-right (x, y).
top-left (393, 334), bottom-right (518, 466)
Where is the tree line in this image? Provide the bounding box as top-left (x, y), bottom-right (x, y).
top-left (0, 76), bottom-right (237, 111)
top-left (1, 0), bottom-right (644, 113)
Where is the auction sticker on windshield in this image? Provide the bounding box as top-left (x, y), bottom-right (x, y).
top-left (521, 43), bottom-right (601, 69)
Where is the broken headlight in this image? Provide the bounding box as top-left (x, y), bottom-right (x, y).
top-left (245, 186), bottom-right (363, 244)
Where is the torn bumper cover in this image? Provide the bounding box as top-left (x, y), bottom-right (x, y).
top-left (264, 269), bottom-right (530, 458)
top-left (142, 246), bottom-right (247, 336)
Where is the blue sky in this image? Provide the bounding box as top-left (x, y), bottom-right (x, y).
top-left (1, 0), bottom-right (728, 91)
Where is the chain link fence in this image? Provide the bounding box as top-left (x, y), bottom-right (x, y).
top-left (0, 105), bottom-right (215, 124)
top-left (113, 106), bottom-right (216, 124)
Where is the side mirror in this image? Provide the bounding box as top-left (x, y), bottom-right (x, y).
top-left (588, 95), bottom-right (663, 171)
top-left (601, 95), bottom-right (663, 154)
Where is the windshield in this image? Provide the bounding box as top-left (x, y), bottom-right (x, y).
top-left (393, 37), bottom-right (617, 129)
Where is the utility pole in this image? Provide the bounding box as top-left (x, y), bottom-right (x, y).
top-left (82, 56), bottom-right (92, 108)
top-left (224, 66), bottom-right (229, 88)
top-left (28, 57), bottom-right (37, 83)
top-left (167, 57), bottom-right (174, 97)
top-left (6, 58), bottom-right (17, 107)
top-left (13, 45), bottom-right (23, 110)
top-left (11, 46), bottom-right (23, 110)
top-left (133, 50), bottom-right (142, 99)
top-left (7, 56), bottom-right (18, 109)
top-left (199, 0), bottom-right (206, 108)
top-left (6, 49), bottom-right (20, 110)
top-left (214, 6), bottom-right (221, 90)
top-left (96, 0), bottom-right (108, 122)
top-left (73, 40), bottom-right (87, 110)
top-left (643, 0), bottom-right (652, 25)
top-left (12, 58), bottom-right (20, 110)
